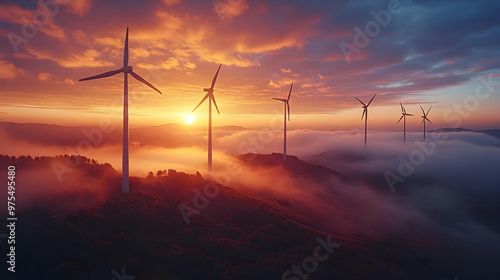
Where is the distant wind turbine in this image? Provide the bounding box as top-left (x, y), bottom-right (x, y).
top-left (420, 106), bottom-right (432, 140)
top-left (79, 27), bottom-right (162, 194)
top-left (398, 102), bottom-right (414, 142)
top-left (354, 94), bottom-right (376, 145)
top-left (272, 82), bottom-right (293, 161)
top-left (193, 64), bottom-right (222, 172)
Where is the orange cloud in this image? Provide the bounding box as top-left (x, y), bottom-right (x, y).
top-left (161, 58), bottom-right (180, 69)
top-left (214, 0), bottom-right (249, 20)
top-left (162, 0), bottom-right (181, 6)
top-left (0, 61), bottom-right (24, 79)
top-left (269, 77), bottom-right (295, 88)
top-left (37, 72), bottom-right (54, 81)
top-left (131, 48), bottom-right (150, 58)
top-left (94, 37), bottom-right (122, 48)
top-left (64, 78), bottom-right (75, 85)
top-left (137, 57), bottom-right (179, 70)
top-left (26, 47), bottom-right (114, 68)
top-left (185, 62), bottom-right (197, 69)
top-left (301, 82), bottom-right (324, 88)
top-left (0, 3), bottom-right (66, 42)
top-left (57, 0), bottom-right (92, 16)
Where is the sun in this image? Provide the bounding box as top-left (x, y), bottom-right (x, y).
top-left (185, 114), bottom-right (194, 125)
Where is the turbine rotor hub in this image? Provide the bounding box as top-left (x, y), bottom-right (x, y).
top-left (123, 66), bottom-right (133, 73)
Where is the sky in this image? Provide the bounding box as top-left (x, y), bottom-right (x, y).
top-left (0, 0), bottom-right (499, 131)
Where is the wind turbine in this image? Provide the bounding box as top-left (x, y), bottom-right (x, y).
top-left (193, 64), bottom-right (222, 172)
top-left (397, 102), bottom-right (414, 142)
top-left (272, 82), bottom-right (293, 161)
top-left (354, 94), bottom-right (376, 145)
top-left (420, 106), bottom-right (433, 140)
top-left (79, 27), bottom-right (162, 194)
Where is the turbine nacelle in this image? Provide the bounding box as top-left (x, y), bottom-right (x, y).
top-left (123, 66), bottom-right (133, 73)
top-left (273, 98), bottom-right (288, 102)
top-left (203, 88), bottom-right (213, 92)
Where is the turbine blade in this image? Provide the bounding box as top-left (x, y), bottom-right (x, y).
top-left (79, 69), bottom-right (123, 81)
top-left (288, 82), bottom-right (293, 101)
top-left (426, 106), bottom-right (432, 116)
top-left (193, 93), bottom-right (210, 112)
top-left (367, 93), bottom-right (376, 107)
top-left (426, 117), bottom-right (433, 124)
top-left (361, 108), bottom-right (366, 120)
top-left (397, 115), bottom-right (404, 124)
top-left (210, 64), bottom-right (222, 89)
top-left (287, 101), bottom-right (290, 121)
top-left (400, 102), bottom-right (404, 113)
top-left (354, 97), bottom-right (366, 106)
top-left (406, 113), bottom-right (414, 116)
top-left (420, 105), bottom-right (425, 116)
top-left (130, 71), bottom-right (162, 94)
top-left (124, 27), bottom-right (129, 67)
top-left (211, 94), bottom-right (220, 114)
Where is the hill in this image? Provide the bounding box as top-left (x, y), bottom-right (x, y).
top-left (0, 154), bottom-right (497, 279)
top-left (430, 127), bottom-right (500, 139)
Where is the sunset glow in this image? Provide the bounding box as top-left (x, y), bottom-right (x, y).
top-left (0, 0), bottom-right (498, 131)
top-left (184, 114), bottom-right (194, 124)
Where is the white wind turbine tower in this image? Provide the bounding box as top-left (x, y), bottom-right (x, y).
top-left (354, 94), bottom-right (376, 145)
top-left (79, 27), bottom-right (163, 193)
top-left (420, 106), bottom-right (433, 140)
top-left (272, 82), bottom-right (293, 161)
top-left (398, 102), bottom-right (414, 142)
top-left (193, 64), bottom-right (222, 172)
